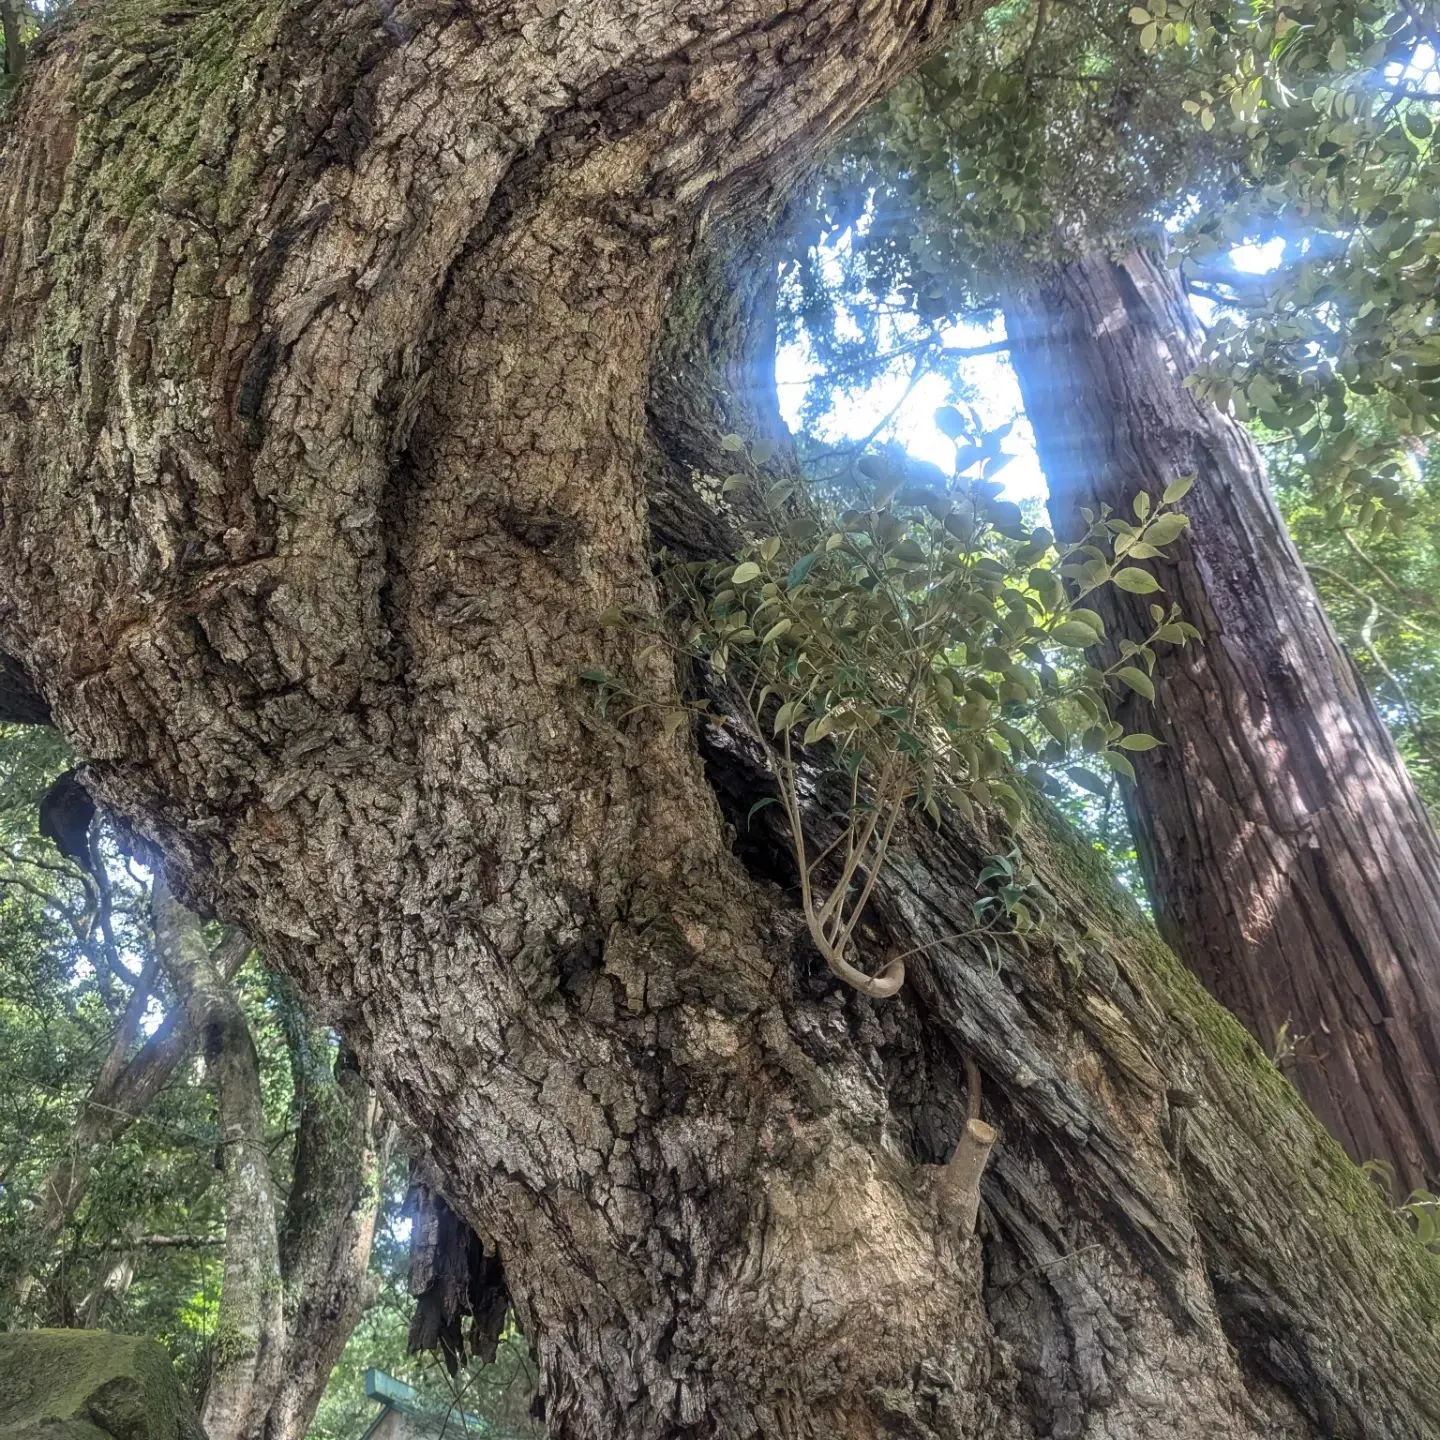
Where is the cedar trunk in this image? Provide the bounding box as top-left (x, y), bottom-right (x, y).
top-left (1005, 248), bottom-right (1440, 1197)
top-left (2, 8), bottom-right (1440, 1439)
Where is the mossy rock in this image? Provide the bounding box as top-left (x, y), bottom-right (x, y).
top-left (0, 1331), bottom-right (205, 1440)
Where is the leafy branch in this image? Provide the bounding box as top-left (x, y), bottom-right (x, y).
top-left (589, 413), bottom-right (1197, 997)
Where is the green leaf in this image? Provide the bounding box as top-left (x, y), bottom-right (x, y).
top-left (662, 709), bottom-right (689, 739)
top-left (1128, 5), bottom-right (1150, 21)
top-left (731, 561), bottom-right (762, 584)
top-left (1066, 766), bottom-right (1110, 798)
top-left (1101, 749), bottom-right (1137, 782)
top-left (1116, 666), bottom-right (1156, 701)
top-left (1144, 513), bottom-right (1189, 546)
top-left (746, 796), bottom-right (779, 828)
top-left (1117, 732), bottom-right (1164, 751)
top-left (773, 699), bottom-right (803, 735)
top-left (761, 619), bottom-right (792, 645)
top-left (803, 712), bottom-right (838, 745)
top-left (1112, 567), bottom-right (1162, 594)
top-left (787, 553), bottom-right (818, 589)
top-left (1051, 620), bottom-right (1101, 648)
top-left (720, 433), bottom-right (744, 453)
top-left (1036, 704), bottom-right (1067, 744)
top-left (1162, 474), bottom-right (1196, 504)
top-left (935, 405), bottom-right (967, 439)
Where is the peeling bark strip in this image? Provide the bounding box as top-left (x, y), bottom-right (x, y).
top-left (3, 7), bottom-right (1440, 1439)
top-left (1007, 248), bottom-right (1440, 1196)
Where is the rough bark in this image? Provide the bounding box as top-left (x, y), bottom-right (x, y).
top-left (2, 7), bottom-right (1439, 1440)
top-left (1006, 247), bottom-right (1440, 1197)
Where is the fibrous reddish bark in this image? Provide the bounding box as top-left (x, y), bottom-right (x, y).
top-left (2, 7), bottom-right (1439, 1439)
top-left (1007, 247), bottom-right (1440, 1197)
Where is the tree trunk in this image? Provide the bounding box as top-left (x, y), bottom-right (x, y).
top-left (268, 1022), bottom-right (388, 1440)
top-left (0, 0), bottom-right (24, 82)
top-left (6, 931), bottom-right (246, 1314)
top-left (154, 883), bottom-right (386, 1440)
top-left (2, 8), bottom-right (1440, 1440)
top-left (1005, 247), bottom-right (1440, 1198)
top-left (156, 877), bottom-right (287, 1440)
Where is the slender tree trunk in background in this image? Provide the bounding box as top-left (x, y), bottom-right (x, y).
top-left (3, 6), bottom-right (1440, 1438)
top-left (1006, 246), bottom-right (1440, 1197)
top-left (7, 861), bottom-right (382, 1433)
top-left (156, 878), bottom-right (286, 1440)
top-left (6, 926), bottom-right (249, 1316)
top-left (268, 1025), bottom-right (388, 1440)
top-left (0, 0), bottom-right (25, 81)
top-left (154, 885), bottom-right (385, 1440)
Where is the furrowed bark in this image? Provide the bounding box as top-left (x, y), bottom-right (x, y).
top-left (0, 4), bottom-right (986, 1434)
top-left (2, 7), bottom-right (1439, 1439)
top-left (1006, 247), bottom-right (1440, 1197)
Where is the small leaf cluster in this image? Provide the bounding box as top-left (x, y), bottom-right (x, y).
top-left (1155, 0), bottom-right (1440, 528)
top-left (595, 418), bottom-right (1197, 996)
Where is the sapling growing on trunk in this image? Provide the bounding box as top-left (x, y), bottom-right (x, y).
top-left (596, 419), bottom-right (1196, 998)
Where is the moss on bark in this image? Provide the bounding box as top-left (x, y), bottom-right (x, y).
top-left (0, 1330), bottom-right (205, 1440)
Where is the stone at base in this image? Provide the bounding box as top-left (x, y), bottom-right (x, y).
top-left (0, 1331), bottom-right (205, 1440)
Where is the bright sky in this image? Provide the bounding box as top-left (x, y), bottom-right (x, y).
top-left (777, 316), bottom-right (1049, 505)
top-left (777, 240), bottom-right (1286, 503)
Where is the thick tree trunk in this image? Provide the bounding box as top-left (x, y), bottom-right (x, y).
top-left (2, 8), bottom-right (1440, 1440)
top-left (1006, 248), bottom-right (1440, 1198)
